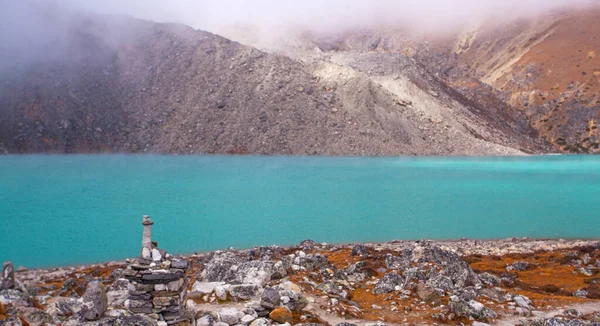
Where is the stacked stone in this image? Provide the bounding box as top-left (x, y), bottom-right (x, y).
top-left (123, 215), bottom-right (189, 325)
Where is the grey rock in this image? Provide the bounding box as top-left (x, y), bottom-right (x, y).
top-left (219, 307), bottom-right (243, 325)
top-left (192, 281), bottom-right (224, 295)
top-left (514, 295), bottom-right (532, 309)
top-left (316, 281), bottom-right (340, 295)
top-left (573, 289), bottom-right (588, 298)
top-left (260, 287), bottom-right (280, 309)
top-left (0, 317), bottom-right (23, 326)
top-left (278, 290), bottom-right (308, 312)
top-left (426, 274), bottom-right (453, 292)
top-left (373, 272), bottom-right (403, 294)
top-left (14, 307), bottom-right (54, 326)
top-left (196, 314), bottom-right (215, 326)
top-left (80, 281), bottom-right (108, 321)
top-left (171, 260), bottom-right (189, 270)
top-left (385, 250), bottom-right (412, 269)
top-left (563, 309), bottom-right (583, 318)
top-left (415, 245), bottom-right (481, 288)
top-left (507, 261), bottom-right (530, 272)
top-left (479, 272), bottom-right (501, 287)
top-left (202, 253), bottom-right (275, 286)
top-left (229, 284), bottom-right (263, 300)
top-left (351, 244), bottom-right (368, 257)
top-left (578, 267), bottom-right (593, 277)
top-left (299, 240), bottom-right (318, 251)
top-left (1, 261), bottom-right (15, 290)
top-left (249, 318), bottom-right (272, 326)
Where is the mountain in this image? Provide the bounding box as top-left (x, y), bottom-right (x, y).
top-left (1, 4), bottom-right (585, 155)
top-left (301, 7), bottom-right (600, 153)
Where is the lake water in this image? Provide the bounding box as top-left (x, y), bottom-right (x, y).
top-left (1, 155), bottom-right (599, 268)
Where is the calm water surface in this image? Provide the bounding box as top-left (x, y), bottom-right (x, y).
top-left (0, 155), bottom-right (599, 268)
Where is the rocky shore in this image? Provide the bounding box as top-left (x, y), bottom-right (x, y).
top-left (1, 218), bottom-right (599, 326)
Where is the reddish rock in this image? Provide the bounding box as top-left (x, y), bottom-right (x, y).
top-left (269, 306), bottom-right (293, 324)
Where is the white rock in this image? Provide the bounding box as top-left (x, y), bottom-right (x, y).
top-left (157, 321), bottom-right (168, 326)
top-left (219, 307), bottom-right (242, 325)
top-left (104, 309), bottom-right (128, 317)
top-left (141, 247), bottom-right (151, 260)
top-left (192, 281), bottom-right (224, 295)
top-left (280, 296), bottom-right (290, 304)
top-left (106, 290), bottom-right (128, 307)
top-left (249, 319), bottom-right (271, 326)
top-left (472, 322), bottom-right (491, 326)
top-left (276, 281), bottom-right (302, 293)
top-left (241, 314), bottom-right (256, 324)
top-left (186, 299), bottom-right (198, 310)
top-left (216, 284), bottom-right (231, 300)
top-left (152, 249), bottom-right (162, 261)
top-left (197, 315), bottom-right (213, 326)
top-left (468, 300), bottom-right (485, 312)
top-left (154, 284), bottom-right (167, 291)
top-left (513, 295), bottom-right (532, 309)
top-left (168, 278), bottom-right (184, 292)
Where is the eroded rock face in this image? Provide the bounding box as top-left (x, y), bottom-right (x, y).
top-left (80, 281), bottom-right (108, 321)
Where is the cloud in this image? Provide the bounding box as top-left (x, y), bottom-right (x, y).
top-left (61, 0), bottom-right (595, 34)
top-left (0, 0), bottom-right (595, 71)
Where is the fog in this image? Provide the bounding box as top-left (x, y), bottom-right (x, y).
top-left (62, 0), bottom-right (594, 34)
top-left (0, 0), bottom-right (595, 70)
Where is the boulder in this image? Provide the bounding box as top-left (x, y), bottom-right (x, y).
top-left (80, 281), bottom-right (108, 321)
top-left (191, 281), bottom-right (224, 295)
top-left (276, 281), bottom-right (302, 294)
top-left (202, 253), bottom-right (275, 286)
top-left (478, 273), bottom-right (501, 287)
top-left (513, 295), bottom-right (532, 309)
top-left (218, 307), bottom-right (243, 325)
top-left (299, 240), bottom-right (318, 251)
top-left (249, 318), bottom-right (272, 326)
top-left (279, 290), bottom-right (308, 312)
top-left (416, 283), bottom-right (441, 305)
top-left (317, 281), bottom-right (340, 295)
top-left (229, 284), bottom-right (263, 300)
top-left (215, 284), bottom-right (230, 300)
top-left (373, 272), bottom-right (403, 294)
top-left (269, 306), bottom-right (293, 324)
top-left (351, 244), bottom-right (368, 257)
top-left (384, 250), bottom-right (412, 269)
top-left (196, 314), bottom-right (215, 326)
top-left (260, 287), bottom-right (280, 309)
top-left (507, 261), bottom-right (529, 272)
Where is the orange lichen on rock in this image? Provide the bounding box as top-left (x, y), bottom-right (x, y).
top-left (0, 302), bottom-right (6, 320)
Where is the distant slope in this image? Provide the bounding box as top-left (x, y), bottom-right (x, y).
top-left (0, 9), bottom-right (544, 155)
top-left (419, 8), bottom-right (600, 153)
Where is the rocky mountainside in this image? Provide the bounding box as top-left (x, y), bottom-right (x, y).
top-left (0, 6), bottom-right (549, 155)
top-left (295, 6), bottom-right (600, 153)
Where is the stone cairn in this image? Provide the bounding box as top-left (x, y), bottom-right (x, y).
top-left (123, 215), bottom-right (189, 325)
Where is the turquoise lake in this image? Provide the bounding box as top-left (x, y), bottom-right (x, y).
top-left (1, 155), bottom-right (599, 268)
